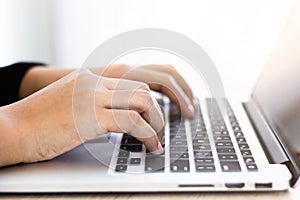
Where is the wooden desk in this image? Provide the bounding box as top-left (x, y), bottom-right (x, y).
top-left (1, 187), bottom-right (299, 200)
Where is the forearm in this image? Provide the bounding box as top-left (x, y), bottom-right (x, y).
top-left (19, 67), bottom-right (74, 99)
top-left (19, 64), bottom-right (132, 99)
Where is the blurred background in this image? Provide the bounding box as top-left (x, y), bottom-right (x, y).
top-left (0, 0), bottom-right (298, 99)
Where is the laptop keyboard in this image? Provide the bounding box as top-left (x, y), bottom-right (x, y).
top-left (114, 98), bottom-right (257, 173)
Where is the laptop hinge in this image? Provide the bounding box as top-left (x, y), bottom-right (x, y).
top-left (243, 99), bottom-right (289, 164)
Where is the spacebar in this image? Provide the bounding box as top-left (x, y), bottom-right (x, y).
top-left (145, 156), bottom-right (165, 172)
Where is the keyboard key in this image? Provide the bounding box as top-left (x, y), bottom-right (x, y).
top-left (170, 140), bottom-right (187, 146)
top-left (238, 144), bottom-right (249, 150)
top-left (193, 145), bottom-right (211, 151)
top-left (193, 139), bottom-right (210, 144)
top-left (196, 165), bottom-right (216, 172)
top-left (194, 158), bottom-right (214, 164)
top-left (236, 137), bottom-right (247, 143)
top-left (145, 156), bottom-right (165, 172)
top-left (243, 156), bottom-right (255, 164)
top-left (218, 154), bottom-right (238, 161)
top-left (170, 160), bottom-right (190, 172)
top-left (115, 165), bottom-right (127, 172)
top-left (170, 152), bottom-right (189, 160)
top-left (118, 150), bottom-right (130, 158)
top-left (120, 144), bottom-right (143, 152)
top-left (241, 150), bottom-right (252, 156)
top-left (172, 135), bottom-right (186, 140)
top-left (215, 142), bottom-right (233, 147)
top-left (214, 135), bottom-right (231, 141)
top-left (117, 158), bottom-right (128, 164)
top-left (246, 164), bottom-right (258, 171)
top-left (130, 158), bottom-right (141, 165)
top-left (216, 148), bottom-right (236, 154)
top-left (194, 151), bottom-right (213, 157)
top-left (170, 146), bottom-right (188, 153)
top-left (121, 135), bottom-right (142, 145)
top-left (220, 161), bottom-right (241, 172)
top-left (234, 131), bottom-right (244, 137)
top-left (193, 134), bottom-right (208, 139)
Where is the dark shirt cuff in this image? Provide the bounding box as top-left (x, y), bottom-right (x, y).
top-left (0, 62), bottom-right (46, 107)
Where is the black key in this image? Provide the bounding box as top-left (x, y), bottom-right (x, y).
top-left (246, 164), bottom-right (258, 171)
top-left (120, 144), bottom-right (143, 152)
top-left (121, 135), bottom-right (142, 145)
top-left (216, 148), bottom-right (236, 154)
top-left (130, 158), bottom-right (141, 165)
top-left (117, 158), bottom-right (128, 164)
top-left (220, 162), bottom-right (241, 172)
top-left (214, 135), bottom-right (231, 141)
top-left (215, 142), bottom-right (233, 147)
top-left (170, 130), bottom-right (186, 136)
top-left (196, 165), bottom-right (215, 172)
top-left (193, 134), bottom-right (208, 139)
top-left (238, 144), bottom-right (249, 150)
top-left (193, 145), bottom-right (211, 151)
top-left (115, 165), bottom-right (127, 172)
top-left (243, 156), bottom-right (255, 164)
top-left (170, 146), bottom-right (188, 152)
top-left (170, 160), bottom-right (190, 172)
top-left (194, 158), bottom-right (214, 164)
top-left (236, 137), bottom-right (247, 143)
top-left (118, 150), bottom-right (130, 158)
top-left (193, 138), bottom-right (210, 145)
top-left (233, 126), bottom-right (241, 132)
top-left (213, 130), bottom-right (229, 135)
top-left (234, 131), bottom-right (244, 137)
top-left (241, 150), bottom-right (252, 156)
top-left (170, 152), bottom-right (189, 160)
top-left (145, 156), bottom-right (165, 172)
top-left (218, 154), bottom-right (238, 161)
top-left (172, 135), bottom-right (186, 140)
top-left (194, 151), bottom-right (213, 157)
top-left (170, 140), bottom-right (187, 146)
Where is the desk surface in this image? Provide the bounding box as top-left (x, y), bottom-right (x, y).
top-left (1, 187), bottom-right (299, 200)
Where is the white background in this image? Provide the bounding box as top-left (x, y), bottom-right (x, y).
top-left (0, 0), bottom-right (298, 100)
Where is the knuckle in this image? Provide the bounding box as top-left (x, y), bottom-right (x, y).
top-left (162, 74), bottom-right (176, 86)
top-left (129, 110), bottom-right (142, 125)
top-left (138, 82), bottom-right (150, 91)
top-left (138, 90), bottom-right (154, 107)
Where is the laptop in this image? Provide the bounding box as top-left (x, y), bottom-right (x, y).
top-left (1, 10), bottom-right (300, 194)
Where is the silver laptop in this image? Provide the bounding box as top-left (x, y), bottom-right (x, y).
top-left (2, 11), bottom-right (300, 192)
top-left (1, 51), bottom-right (300, 192)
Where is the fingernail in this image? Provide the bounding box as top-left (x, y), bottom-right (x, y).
top-left (152, 142), bottom-right (164, 155)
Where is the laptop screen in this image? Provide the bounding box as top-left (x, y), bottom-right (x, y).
top-left (252, 4), bottom-right (300, 178)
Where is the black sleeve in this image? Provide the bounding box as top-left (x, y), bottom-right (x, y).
top-left (0, 62), bottom-right (46, 107)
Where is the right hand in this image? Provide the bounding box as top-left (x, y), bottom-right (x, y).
top-left (4, 69), bottom-right (164, 166)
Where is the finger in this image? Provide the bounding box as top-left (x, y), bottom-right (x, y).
top-left (98, 109), bottom-right (164, 154)
top-left (121, 67), bottom-right (195, 117)
top-left (155, 80), bottom-right (195, 118)
top-left (123, 68), bottom-right (195, 118)
top-left (100, 77), bottom-right (150, 91)
top-left (141, 64), bottom-right (195, 108)
top-left (96, 89), bottom-right (165, 136)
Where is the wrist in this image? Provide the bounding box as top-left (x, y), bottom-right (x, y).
top-left (0, 105), bottom-right (26, 166)
top-left (99, 64), bottom-right (134, 78)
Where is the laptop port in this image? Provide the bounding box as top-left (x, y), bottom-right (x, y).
top-left (255, 183), bottom-right (272, 188)
top-left (225, 183), bottom-right (245, 188)
top-left (178, 184), bottom-right (214, 188)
